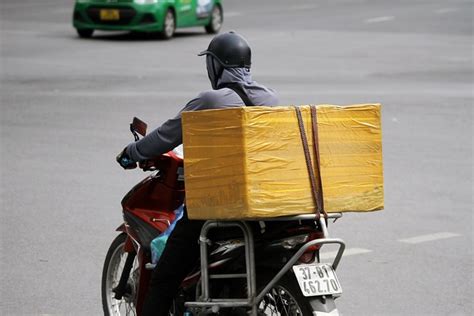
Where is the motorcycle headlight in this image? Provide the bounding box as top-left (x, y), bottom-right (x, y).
top-left (134, 0), bottom-right (158, 4)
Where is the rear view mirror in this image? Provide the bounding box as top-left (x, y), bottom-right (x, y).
top-left (130, 117), bottom-right (148, 141)
top-left (131, 117), bottom-right (147, 136)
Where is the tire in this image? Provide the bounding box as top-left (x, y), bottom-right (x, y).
top-left (102, 234), bottom-right (139, 316)
top-left (257, 273), bottom-right (314, 316)
top-left (77, 28), bottom-right (94, 38)
top-left (205, 5), bottom-right (223, 34)
top-left (159, 9), bottom-right (176, 40)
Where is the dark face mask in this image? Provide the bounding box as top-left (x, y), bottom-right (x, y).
top-left (206, 55), bottom-right (224, 89)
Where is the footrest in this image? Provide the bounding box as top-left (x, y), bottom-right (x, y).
top-left (185, 299), bottom-right (251, 308)
top-left (210, 273), bottom-right (247, 279)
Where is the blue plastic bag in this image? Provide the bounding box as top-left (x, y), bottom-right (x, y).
top-left (150, 205), bottom-right (184, 264)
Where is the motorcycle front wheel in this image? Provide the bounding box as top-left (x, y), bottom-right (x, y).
top-left (102, 233), bottom-right (139, 316)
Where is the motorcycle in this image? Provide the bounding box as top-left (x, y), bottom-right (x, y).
top-left (101, 118), bottom-right (346, 316)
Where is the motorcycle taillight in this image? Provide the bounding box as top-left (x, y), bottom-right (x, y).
top-left (298, 251), bottom-right (316, 264)
top-left (298, 231), bottom-right (325, 264)
top-left (306, 231), bottom-right (325, 251)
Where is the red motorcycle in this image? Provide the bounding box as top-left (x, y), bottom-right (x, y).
top-left (101, 118), bottom-right (346, 316)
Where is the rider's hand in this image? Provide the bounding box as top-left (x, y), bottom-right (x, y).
top-left (116, 147), bottom-right (137, 170)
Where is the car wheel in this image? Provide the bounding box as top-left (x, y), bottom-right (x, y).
top-left (77, 28), bottom-right (94, 38)
top-left (205, 5), bottom-right (223, 34)
top-left (159, 9), bottom-right (175, 39)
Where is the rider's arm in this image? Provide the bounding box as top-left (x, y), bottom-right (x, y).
top-left (125, 91), bottom-right (235, 162)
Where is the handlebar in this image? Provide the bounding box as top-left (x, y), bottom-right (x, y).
top-left (138, 150), bottom-right (184, 172)
top-left (128, 117), bottom-right (184, 172)
top-left (139, 159), bottom-right (159, 172)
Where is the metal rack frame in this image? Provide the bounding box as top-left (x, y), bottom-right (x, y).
top-left (185, 213), bottom-right (346, 315)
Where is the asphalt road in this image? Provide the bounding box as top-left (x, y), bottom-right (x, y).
top-left (1, 0), bottom-right (472, 315)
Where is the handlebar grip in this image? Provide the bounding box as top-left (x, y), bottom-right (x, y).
top-left (118, 155), bottom-right (137, 170)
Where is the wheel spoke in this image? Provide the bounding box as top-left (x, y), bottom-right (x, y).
top-left (164, 12), bottom-right (175, 37)
top-left (212, 8), bottom-right (221, 30)
top-left (259, 285), bottom-right (303, 316)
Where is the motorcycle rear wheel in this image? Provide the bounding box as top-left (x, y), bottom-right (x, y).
top-left (258, 274), bottom-right (313, 316)
top-left (102, 233), bottom-right (139, 316)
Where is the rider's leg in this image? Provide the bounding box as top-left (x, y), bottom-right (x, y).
top-left (141, 210), bottom-right (204, 316)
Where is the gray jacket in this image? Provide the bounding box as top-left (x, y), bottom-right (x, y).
top-left (126, 68), bottom-right (279, 161)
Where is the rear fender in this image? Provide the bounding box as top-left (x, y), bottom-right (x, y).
top-left (308, 296), bottom-right (339, 316)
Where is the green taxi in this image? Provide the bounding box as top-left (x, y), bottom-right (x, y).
top-left (73, 0), bottom-right (223, 39)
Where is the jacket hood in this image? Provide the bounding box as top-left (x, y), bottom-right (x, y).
top-left (217, 68), bottom-right (253, 88)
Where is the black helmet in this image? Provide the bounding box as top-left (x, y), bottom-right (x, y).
top-left (198, 31), bottom-right (251, 68)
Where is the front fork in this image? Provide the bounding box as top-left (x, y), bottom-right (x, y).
top-left (113, 251), bottom-right (137, 300)
top-left (113, 230), bottom-right (153, 316)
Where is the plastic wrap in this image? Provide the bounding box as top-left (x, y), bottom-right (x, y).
top-left (150, 205), bottom-right (184, 264)
top-left (182, 104), bottom-right (383, 220)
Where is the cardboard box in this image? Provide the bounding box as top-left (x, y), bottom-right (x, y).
top-left (182, 104), bottom-right (383, 220)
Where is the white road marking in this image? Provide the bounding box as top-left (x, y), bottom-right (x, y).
top-left (398, 232), bottom-right (461, 244)
top-left (320, 248), bottom-right (372, 260)
top-left (435, 8), bottom-right (458, 14)
top-left (224, 12), bottom-right (242, 18)
top-left (443, 56), bottom-right (471, 63)
top-left (365, 16), bottom-right (395, 24)
top-left (291, 5), bottom-right (319, 10)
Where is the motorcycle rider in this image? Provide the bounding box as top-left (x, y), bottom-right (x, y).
top-left (117, 31), bottom-right (279, 316)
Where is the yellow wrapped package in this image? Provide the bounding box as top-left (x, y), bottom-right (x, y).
top-left (182, 104), bottom-right (384, 220)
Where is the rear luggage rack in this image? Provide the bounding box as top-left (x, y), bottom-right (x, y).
top-left (185, 213), bottom-right (345, 315)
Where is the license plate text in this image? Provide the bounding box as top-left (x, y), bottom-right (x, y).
top-left (100, 9), bottom-right (120, 21)
top-left (293, 263), bottom-right (342, 297)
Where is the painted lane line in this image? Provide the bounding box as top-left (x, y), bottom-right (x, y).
top-left (291, 5), bottom-right (319, 10)
top-left (320, 248), bottom-right (372, 260)
top-left (398, 232), bottom-right (461, 244)
top-left (435, 8), bottom-right (458, 14)
top-left (365, 16), bottom-right (395, 24)
top-left (224, 12), bottom-right (242, 18)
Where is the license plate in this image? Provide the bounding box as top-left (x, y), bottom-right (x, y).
top-left (292, 263), bottom-right (342, 297)
top-left (100, 9), bottom-right (120, 21)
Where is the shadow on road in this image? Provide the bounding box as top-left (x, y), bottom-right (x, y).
top-left (74, 30), bottom-right (211, 42)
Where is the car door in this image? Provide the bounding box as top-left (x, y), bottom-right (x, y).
top-left (175, 0), bottom-right (195, 27)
